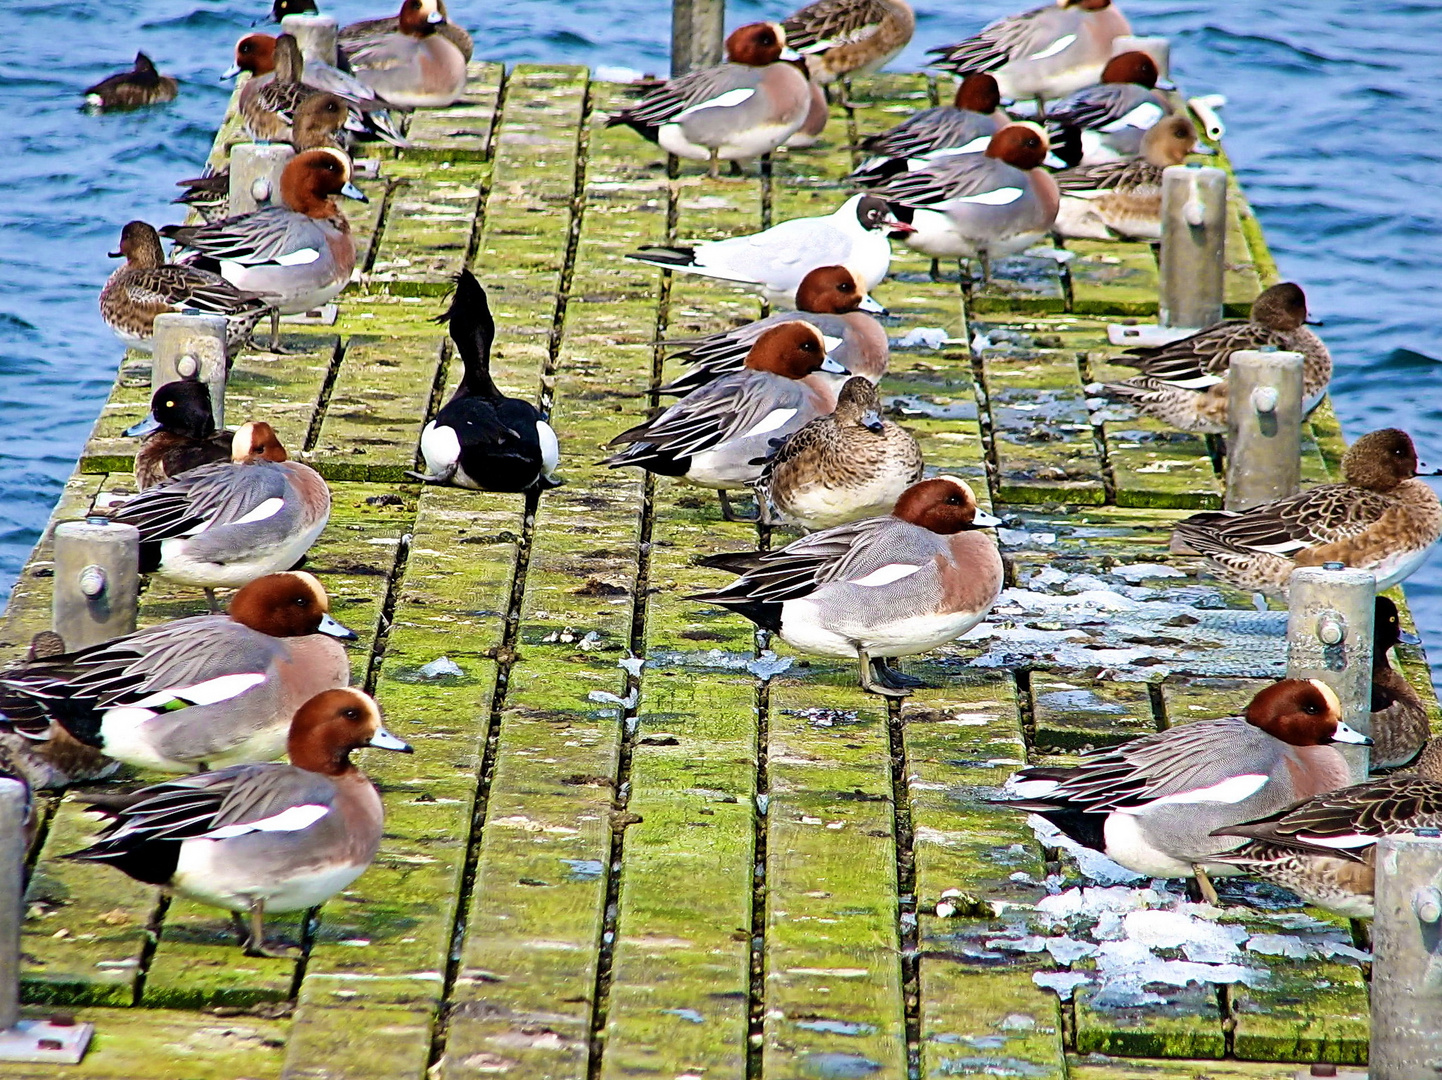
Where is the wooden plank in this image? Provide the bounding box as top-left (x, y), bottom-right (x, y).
top-left (1159, 677), bottom-right (1270, 727)
top-left (918, 961), bottom-right (1066, 1080)
top-left (1074, 979), bottom-right (1225, 1060)
top-left (1069, 240), bottom-right (1159, 317)
top-left (1031, 675), bottom-right (1157, 753)
top-left (403, 61), bottom-right (505, 162)
top-left (368, 162), bottom-right (487, 296)
top-left (282, 1002), bottom-right (434, 1080)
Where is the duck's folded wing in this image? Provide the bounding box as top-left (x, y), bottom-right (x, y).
top-left (1116, 320), bottom-right (1275, 381)
top-left (1173, 484), bottom-right (1394, 556)
top-left (928, 6), bottom-right (1061, 71)
top-left (1053, 158), bottom-right (1148, 196)
top-left (108, 461), bottom-right (293, 541)
top-left (610, 376), bottom-right (806, 458)
top-left (1213, 777), bottom-right (1442, 859)
top-left (615, 66), bottom-right (761, 128)
top-left (784, 0), bottom-right (891, 52)
top-left (695, 515), bottom-right (906, 602)
top-left (162, 207), bottom-right (324, 268)
top-left (859, 108), bottom-right (993, 160)
top-left (875, 154), bottom-right (1020, 208)
top-left (128, 266), bottom-right (265, 314)
top-left (1048, 86), bottom-right (1163, 133)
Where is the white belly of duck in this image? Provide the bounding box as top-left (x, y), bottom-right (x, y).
top-left (1102, 813), bottom-right (1247, 880)
top-left (172, 838), bottom-right (369, 912)
top-left (779, 600), bottom-right (988, 659)
top-left (777, 474), bottom-right (911, 529)
top-left (158, 516), bottom-right (327, 588)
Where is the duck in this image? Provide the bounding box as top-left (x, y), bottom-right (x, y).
top-left (341, 0), bottom-right (468, 108)
top-left (173, 92), bottom-right (353, 224)
top-left (1208, 737), bottom-right (1442, 918)
top-left (659, 265), bottom-right (888, 397)
top-left (83, 52), bottom-right (178, 110)
top-left (692, 476), bottom-right (1002, 695)
top-left (66, 688), bottom-right (409, 956)
top-left (1370, 595), bottom-right (1432, 770)
top-left (127, 381), bottom-right (236, 490)
top-left (871, 122), bottom-right (1059, 283)
top-left (607, 23), bottom-right (812, 178)
top-left (406, 269), bottom-right (561, 493)
top-left (756, 376), bottom-right (923, 530)
top-left (848, 72), bottom-right (1009, 186)
top-left (1042, 50), bottom-right (1171, 166)
top-left (162, 148), bottom-right (366, 351)
top-left (781, 0), bottom-right (916, 88)
top-left (998, 678), bottom-right (1369, 903)
top-left (928, 0), bottom-right (1132, 114)
top-left (0, 572), bottom-right (354, 774)
top-left (270, 0), bottom-right (475, 62)
top-left (1170, 429), bottom-right (1442, 597)
top-left (628, 193), bottom-right (913, 308)
top-left (784, 79), bottom-right (831, 149)
top-left (104, 422), bottom-right (333, 609)
top-left (1092, 282), bottom-right (1332, 433)
top-left (99, 221), bottom-right (272, 356)
top-left (0, 633), bottom-right (120, 789)
top-left (1052, 115), bottom-right (1199, 241)
top-left (603, 322), bottom-right (850, 520)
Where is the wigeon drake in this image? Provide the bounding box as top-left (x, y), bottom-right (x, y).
top-left (928, 0), bottom-right (1132, 114)
top-left (1053, 115), bottom-right (1199, 241)
top-left (781, 0), bottom-right (916, 86)
top-left (873, 122), bottom-right (1059, 283)
top-left (100, 221), bottom-right (271, 356)
top-left (407, 270), bottom-right (561, 492)
top-left (1209, 738), bottom-right (1442, 918)
top-left (998, 679), bottom-right (1368, 903)
top-left (604, 322), bottom-right (850, 520)
top-left (105, 422), bottom-right (332, 609)
top-left (693, 476), bottom-right (1001, 695)
top-left (67, 688), bottom-right (409, 957)
top-left (341, 0), bottom-right (468, 108)
top-left (607, 23), bottom-right (811, 179)
top-left (784, 79), bottom-right (831, 149)
top-left (659, 265), bottom-right (888, 397)
top-left (271, 0), bottom-right (475, 62)
top-left (1093, 283), bottom-right (1333, 433)
top-left (162, 148), bottom-right (366, 351)
top-left (1369, 596), bottom-right (1430, 770)
top-left (84, 52), bottom-right (178, 110)
top-left (848, 72), bottom-right (1009, 186)
top-left (756, 376), bottom-right (923, 530)
top-left (1170, 429), bottom-right (1442, 598)
top-left (1043, 50), bottom-right (1172, 166)
top-left (127, 380), bottom-right (235, 490)
top-left (0, 572), bottom-right (353, 774)
top-left (629, 193), bottom-right (912, 308)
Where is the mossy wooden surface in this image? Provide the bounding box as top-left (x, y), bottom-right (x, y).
top-left (4, 61), bottom-right (1438, 1080)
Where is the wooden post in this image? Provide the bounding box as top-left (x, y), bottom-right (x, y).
top-left (1371, 831), bottom-right (1442, 1080)
top-left (1224, 349), bottom-right (1303, 510)
top-left (52, 520), bottom-right (140, 651)
top-left (671, 0), bottom-right (725, 77)
top-left (1111, 35), bottom-right (1170, 80)
top-left (1159, 164), bottom-right (1226, 330)
top-left (280, 13), bottom-right (338, 67)
top-left (151, 312), bottom-right (228, 428)
top-left (1286, 563), bottom-right (1376, 783)
top-left (228, 143), bottom-right (294, 216)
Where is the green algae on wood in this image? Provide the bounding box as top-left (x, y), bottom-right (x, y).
top-left (1031, 676), bottom-right (1158, 753)
top-left (403, 61), bottom-right (504, 163)
top-left (282, 1001), bottom-right (433, 1080)
top-left (916, 954), bottom-right (1066, 1080)
top-left (1073, 978), bottom-right (1226, 1060)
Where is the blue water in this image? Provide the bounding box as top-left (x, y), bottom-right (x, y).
top-left (3, 1), bottom-right (1441, 671)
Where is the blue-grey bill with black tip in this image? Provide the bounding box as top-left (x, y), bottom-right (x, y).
top-left (341, 182), bottom-right (368, 202)
top-left (369, 727), bottom-right (413, 752)
top-left (820, 355), bottom-right (849, 375)
top-left (318, 612), bottom-right (359, 641)
top-left (859, 295), bottom-right (887, 314)
top-left (973, 508), bottom-right (1002, 527)
top-left (124, 412), bottom-right (162, 438)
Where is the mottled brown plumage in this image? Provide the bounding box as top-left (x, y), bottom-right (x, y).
top-left (782, 0), bottom-right (915, 84)
top-left (1370, 595), bottom-right (1432, 769)
top-left (84, 52), bottom-right (177, 110)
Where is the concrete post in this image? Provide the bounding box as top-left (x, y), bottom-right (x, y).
top-left (671, 0), bottom-right (725, 77)
top-left (1159, 165), bottom-right (1226, 330)
top-left (152, 312), bottom-right (228, 428)
top-left (280, 13), bottom-right (338, 67)
top-left (1371, 831), bottom-right (1442, 1080)
top-left (1224, 349), bottom-right (1303, 511)
top-left (1286, 563), bottom-right (1376, 783)
top-left (228, 143), bottom-right (294, 216)
top-left (1111, 35), bottom-right (1170, 80)
top-left (52, 520), bottom-right (140, 650)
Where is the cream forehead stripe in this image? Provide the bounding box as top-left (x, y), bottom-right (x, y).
top-left (1306, 679), bottom-right (1342, 714)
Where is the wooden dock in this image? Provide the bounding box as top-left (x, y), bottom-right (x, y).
top-left (3, 62), bottom-right (1437, 1079)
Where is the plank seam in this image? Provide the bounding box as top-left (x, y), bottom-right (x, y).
top-left (887, 702), bottom-right (922, 1080)
top-left (747, 675), bottom-right (771, 1080)
top-left (1076, 348), bottom-right (1119, 505)
top-left (301, 336), bottom-right (348, 454)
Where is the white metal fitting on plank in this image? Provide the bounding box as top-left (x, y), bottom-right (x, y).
top-left (176, 353), bottom-right (198, 378)
top-left (1252, 386), bottom-right (1279, 414)
top-left (1316, 612), bottom-right (1347, 646)
top-left (251, 176), bottom-right (271, 203)
top-left (77, 565), bottom-right (107, 599)
top-left (1414, 885), bottom-right (1442, 924)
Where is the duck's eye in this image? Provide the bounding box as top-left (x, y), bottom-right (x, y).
top-left (1304, 703), bottom-right (1320, 714)
top-left (343, 707), bottom-right (360, 720)
top-left (839, 282), bottom-right (853, 291)
top-left (294, 596), bottom-right (310, 606)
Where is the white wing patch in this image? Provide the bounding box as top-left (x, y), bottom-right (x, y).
top-left (1122, 773), bottom-right (1269, 811)
top-left (1165, 374), bottom-right (1226, 390)
top-left (205, 803), bottom-right (331, 840)
top-left (742, 408), bottom-right (799, 438)
top-left (419, 421), bottom-right (461, 470)
top-left (950, 187), bottom-right (1025, 206)
top-left (1103, 102), bottom-right (1165, 133)
top-left (676, 88), bottom-right (756, 121)
top-left (536, 420), bottom-right (561, 475)
top-left (1250, 539), bottom-right (1311, 555)
top-left (1027, 33), bottom-right (1076, 60)
top-left (850, 563), bottom-right (922, 587)
top-left (822, 334), bottom-right (844, 353)
top-left (274, 248), bottom-right (323, 267)
top-left (234, 497), bottom-right (286, 525)
top-left (120, 672), bottom-right (269, 712)
top-left (1286, 832), bottom-right (1375, 850)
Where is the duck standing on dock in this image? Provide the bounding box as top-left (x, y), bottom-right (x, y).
top-left (271, 0), bottom-right (475, 63)
top-left (0, 572), bottom-right (354, 773)
top-left (1042, 50), bottom-right (1172, 166)
top-left (1052, 115), bottom-right (1199, 241)
top-left (67, 688), bottom-right (410, 957)
top-left (1370, 596), bottom-right (1432, 770)
top-left (105, 422), bottom-right (332, 610)
top-left (870, 122), bottom-right (1059, 283)
top-left (848, 73), bottom-right (1009, 186)
top-left (162, 148), bottom-right (366, 351)
top-left (1092, 282), bottom-right (1332, 432)
top-left (407, 270), bottom-right (561, 493)
top-left (1169, 428), bottom-right (1442, 597)
top-left (340, 0), bottom-right (469, 107)
top-left (692, 476), bottom-right (1001, 695)
top-left (128, 380), bottom-right (236, 490)
top-left (100, 221), bottom-right (272, 357)
top-left (928, 0), bottom-right (1131, 115)
top-left (607, 23), bottom-right (812, 179)
top-left (997, 679), bottom-right (1369, 904)
top-left (604, 322), bottom-right (850, 520)
top-left (660, 265), bottom-right (888, 397)
top-left (629, 193), bottom-right (912, 306)
top-left (83, 52), bottom-right (178, 110)
top-left (781, 0), bottom-right (915, 96)
top-left (755, 376), bottom-right (923, 530)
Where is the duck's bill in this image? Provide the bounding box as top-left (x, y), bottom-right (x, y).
top-left (820, 355), bottom-right (850, 375)
top-left (221, 64), bottom-right (242, 80)
top-left (318, 612), bottom-right (360, 641)
top-left (1331, 721), bottom-right (1372, 746)
top-left (1189, 142), bottom-right (1216, 155)
top-left (973, 508), bottom-right (1002, 527)
top-left (426, 8), bottom-right (444, 21)
top-left (369, 726), bottom-right (413, 753)
top-left (1304, 318), bottom-right (1324, 326)
top-left (861, 409), bottom-right (886, 433)
top-left (341, 181), bottom-right (369, 202)
top-left (780, 47), bottom-right (802, 61)
top-left (124, 412), bottom-right (162, 438)
top-left (859, 294), bottom-right (887, 314)
top-left (1399, 628), bottom-right (1423, 646)
top-left (107, 249), bottom-right (124, 258)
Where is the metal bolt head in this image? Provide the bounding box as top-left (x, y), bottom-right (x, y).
top-left (1413, 886), bottom-right (1442, 924)
top-left (1417, 827), bottom-right (1442, 838)
top-left (177, 354), bottom-right (198, 378)
top-left (1316, 613), bottom-right (1346, 646)
top-left (1322, 561), bottom-right (1346, 571)
top-left (251, 176), bottom-right (271, 203)
top-left (77, 565), bottom-right (107, 599)
top-left (1251, 386), bottom-right (1279, 415)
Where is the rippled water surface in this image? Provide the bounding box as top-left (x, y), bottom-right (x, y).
top-left (3, 1), bottom-right (1441, 670)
